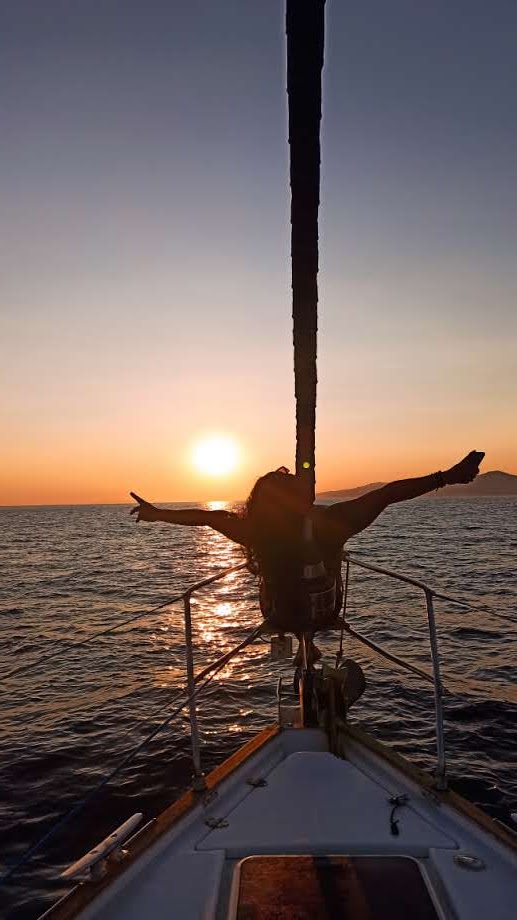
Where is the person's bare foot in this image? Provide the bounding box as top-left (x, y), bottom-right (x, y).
top-left (446, 450), bottom-right (485, 485)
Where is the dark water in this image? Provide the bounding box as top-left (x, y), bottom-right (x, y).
top-left (0, 498), bottom-right (516, 918)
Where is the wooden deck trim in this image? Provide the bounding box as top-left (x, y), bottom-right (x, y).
top-left (344, 722), bottom-right (517, 854)
top-left (41, 724), bottom-right (279, 920)
top-left (37, 718), bottom-right (517, 920)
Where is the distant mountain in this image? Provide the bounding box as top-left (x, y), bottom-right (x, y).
top-left (317, 470), bottom-right (517, 501)
top-left (438, 470), bottom-right (517, 496)
top-left (317, 482), bottom-right (385, 501)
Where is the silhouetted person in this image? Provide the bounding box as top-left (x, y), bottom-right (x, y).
top-left (130, 450), bottom-right (484, 655)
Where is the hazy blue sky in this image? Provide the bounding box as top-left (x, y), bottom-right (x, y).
top-left (1, 1), bottom-right (516, 502)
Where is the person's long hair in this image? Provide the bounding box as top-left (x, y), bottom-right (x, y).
top-left (240, 468), bottom-right (307, 587)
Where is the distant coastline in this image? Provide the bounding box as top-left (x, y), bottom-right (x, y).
top-left (317, 470), bottom-right (517, 500)
top-left (2, 471), bottom-right (516, 508)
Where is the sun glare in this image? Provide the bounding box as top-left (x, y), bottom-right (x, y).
top-left (192, 435), bottom-right (239, 477)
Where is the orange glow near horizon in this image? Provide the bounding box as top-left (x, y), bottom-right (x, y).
top-left (1, 4), bottom-right (517, 508)
top-left (1, 339), bottom-right (516, 507)
top-left (1, 428), bottom-right (516, 506)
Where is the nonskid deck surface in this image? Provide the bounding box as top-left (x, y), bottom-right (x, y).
top-left (197, 750), bottom-right (456, 856)
top-left (73, 729), bottom-right (516, 920)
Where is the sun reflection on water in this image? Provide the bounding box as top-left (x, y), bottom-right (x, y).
top-left (138, 511), bottom-right (264, 710)
top-left (2, 495), bottom-right (516, 920)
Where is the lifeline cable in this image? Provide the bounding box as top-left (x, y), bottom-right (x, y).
top-left (0, 562), bottom-right (248, 685)
top-left (0, 622), bottom-right (263, 884)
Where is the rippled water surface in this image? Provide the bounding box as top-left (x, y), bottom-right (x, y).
top-left (1, 498), bottom-right (516, 918)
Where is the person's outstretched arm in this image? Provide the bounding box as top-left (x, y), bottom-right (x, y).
top-left (129, 492), bottom-right (248, 545)
top-left (326, 450), bottom-right (485, 541)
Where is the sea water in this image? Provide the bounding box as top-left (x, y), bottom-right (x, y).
top-left (1, 497), bottom-right (516, 918)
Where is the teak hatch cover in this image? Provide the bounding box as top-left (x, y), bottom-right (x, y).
top-left (235, 855), bottom-right (440, 919)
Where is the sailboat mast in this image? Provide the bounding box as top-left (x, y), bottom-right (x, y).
top-left (286, 0), bottom-right (325, 504)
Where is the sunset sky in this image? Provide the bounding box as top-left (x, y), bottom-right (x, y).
top-left (1, 0), bottom-right (516, 505)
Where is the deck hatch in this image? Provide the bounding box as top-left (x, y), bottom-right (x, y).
top-left (233, 855), bottom-right (440, 919)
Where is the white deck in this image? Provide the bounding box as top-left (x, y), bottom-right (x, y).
top-left (76, 728), bottom-right (517, 920)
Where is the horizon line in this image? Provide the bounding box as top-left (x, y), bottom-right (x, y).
top-left (1, 469), bottom-right (515, 509)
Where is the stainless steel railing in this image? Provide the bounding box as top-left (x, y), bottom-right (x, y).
top-left (181, 563), bottom-right (246, 783)
top-left (340, 551), bottom-right (450, 789)
top-left (178, 553), bottom-right (456, 791)
top-left (4, 555), bottom-right (488, 884)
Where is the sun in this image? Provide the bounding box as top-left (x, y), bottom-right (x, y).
top-left (192, 435), bottom-right (240, 477)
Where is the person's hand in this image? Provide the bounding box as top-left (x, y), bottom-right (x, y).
top-left (445, 451), bottom-right (485, 485)
top-left (129, 492), bottom-right (159, 522)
